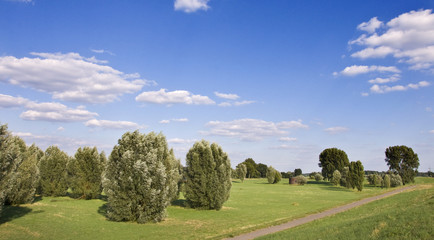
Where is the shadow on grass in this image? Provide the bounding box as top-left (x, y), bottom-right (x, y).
top-left (171, 199), bottom-right (187, 208)
top-left (97, 203), bottom-right (108, 218)
top-left (0, 205), bottom-right (34, 225)
top-left (321, 186), bottom-right (354, 192)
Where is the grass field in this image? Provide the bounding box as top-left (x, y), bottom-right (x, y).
top-left (257, 177), bottom-right (434, 240)
top-left (0, 178), bottom-right (430, 240)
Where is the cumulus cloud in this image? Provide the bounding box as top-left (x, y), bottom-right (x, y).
top-left (159, 118), bottom-right (189, 124)
top-left (90, 48), bottom-right (115, 56)
top-left (167, 138), bottom-right (197, 144)
top-left (135, 88), bottom-right (215, 105)
top-left (279, 137), bottom-right (297, 142)
top-left (0, 52), bottom-right (150, 103)
top-left (85, 119), bottom-right (144, 129)
top-left (0, 94), bottom-right (29, 108)
top-left (370, 81), bottom-right (430, 94)
top-left (174, 0), bottom-right (210, 13)
top-left (350, 9), bottom-right (434, 71)
top-left (203, 118), bottom-right (308, 141)
top-left (338, 65), bottom-right (400, 76)
top-left (324, 126), bottom-right (349, 135)
top-left (368, 74), bottom-right (400, 84)
top-left (214, 92), bottom-right (240, 100)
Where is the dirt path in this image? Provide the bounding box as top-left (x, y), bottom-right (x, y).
top-left (225, 185), bottom-right (416, 240)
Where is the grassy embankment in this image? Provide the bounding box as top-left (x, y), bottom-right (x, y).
top-left (257, 177), bottom-right (434, 240)
top-left (0, 178), bottom-right (429, 240)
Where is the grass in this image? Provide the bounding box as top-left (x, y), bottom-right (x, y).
top-left (257, 177), bottom-right (434, 240)
top-left (0, 178), bottom-right (429, 240)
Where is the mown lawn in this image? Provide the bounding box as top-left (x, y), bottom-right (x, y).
top-left (257, 177), bottom-right (434, 240)
top-left (0, 178), bottom-right (418, 240)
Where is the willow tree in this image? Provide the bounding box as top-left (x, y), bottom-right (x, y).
top-left (39, 146), bottom-right (69, 197)
top-left (184, 140), bottom-right (231, 210)
top-left (103, 131), bottom-right (180, 223)
top-left (266, 166), bottom-right (281, 184)
top-left (235, 163), bottom-right (247, 182)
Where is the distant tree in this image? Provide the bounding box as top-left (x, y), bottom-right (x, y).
top-left (294, 168), bottom-right (302, 177)
top-left (0, 124), bottom-right (26, 213)
top-left (257, 163), bottom-right (268, 178)
top-left (318, 148), bottom-right (350, 180)
top-left (68, 147), bottom-right (104, 199)
top-left (243, 158), bottom-right (260, 178)
top-left (331, 170), bottom-right (341, 186)
top-left (383, 174), bottom-right (391, 188)
top-left (348, 161), bottom-right (364, 191)
top-left (103, 131), bottom-right (180, 223)
top-left (340, 167), bottom-right (350, 188)
top-left (266, 166), bottom-right (281, 184)
top-left (184, 140), bottom-right (231, 210)
top-left (295, 175), bottom-right (307, 185)
top-left (314, 173), bottom-right (323, 182)
top-left (389, 173), bottom-right (403, 187)
top-left (385, 146), bottom-right (419, 184)
top-left (7, 144), bottom-right (42, 205)
top-left (428, 170), bottom-right (434, 178)
top-left (309, 172), bottom-right (318, 179)
top-left (39, 146), bottom-right (69, 197)
top-left (235, 163), bottom-right (247, 182)
top-left (286, 171), bottom-right (294, 179)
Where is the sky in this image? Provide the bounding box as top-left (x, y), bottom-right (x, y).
top-left (1, 0), bottom-right (433, 173)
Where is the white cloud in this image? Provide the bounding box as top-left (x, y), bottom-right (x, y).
top-left (0, 52), bottom-right (150, 103)
top-left (279, 137), bottom-right (297, 142)
top-left (159, 120), bottom-right (170, 124)
top-left (167, 138), bottom-right (197, 144)
top-left (339, 65), bottom-right (400, 76)
top-left (368, 74), bottom-right (400, 84)
top-left (203, 118), bottom-right (308, 141)
top-left (57, 127), bottom-right (65, 132)
top-left (172, 118), bottom-right (189, 122)
top-left (135, 88), bottom-right (215, 105)
top-left (357, 17), bottom-right (383, 33)
top-left (0, 94), bottom-right (29, 108)
top-left (85, 119), bottom-right (144, 129)
top-left (324, 126), bottom-right (349, 135)
top-left (214, 92), bottom-right (240, 100)
top-left (174, 0), bottom-right (210, 13)
top-left (429, 130), bottom-right (434, 134)
top-left (90, 49), bottom-right (115, 56)
top-left (350, 9), bottom-right (434, 71)
top-left (370, 81), bottom-right (430, 94)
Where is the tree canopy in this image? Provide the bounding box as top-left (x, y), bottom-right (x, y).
top-left (318, 148), bottom-right (350, 180)
top-left (385, 145), bottom-right (419, 184)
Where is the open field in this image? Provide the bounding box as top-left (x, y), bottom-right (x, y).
top-left (0, 178), bottom-right (430, 240)
top-left (257, 177), bottom-right (434, 240)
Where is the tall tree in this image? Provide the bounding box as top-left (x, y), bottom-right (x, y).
top-left (235, 163), bottom-right (247, 182)
top-left (39, 146), bottom-right (69, 197)
top-left (266, 166), bottom-right (281, 184)
top-left (68, 147), bottom-right (104, 199)
top-left (184, 140), bottom-right (231, 210)
top-left (385, 145), bottom-right (419, 184)
top-left (348, 161), bottom-right (364, 191)
top-left (103, 131), bottom-right (180, 223)
top-left (257, 163), bottom-right (268, 178)
top-left (318, 148), bottom-right (350, 180)
top-left (243, 158), bottom-right (260, 178)
top-left (294, 168), bottom-right (302, 177)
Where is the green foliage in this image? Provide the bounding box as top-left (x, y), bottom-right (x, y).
top-left (385, 145), bottom-right (419, 184)
top-left (383, 174), bottom-right (391, 188)
top-left (331, 170), bottom-right (341, 186)
top-left (295, 175), bottom-right (307, 185)
top-left (257, 163), bottom-right (268, 178)
top-left (39, 146), bottom-right (69, 197)
top-left (67, 147), bottom-right (103, 199)
top-left (318, 148), bottom-right (350, 180)
top-left (294, 168), bottom-right (302, 177)
top-left (103, 131), bottom-right (180, 223)
top-left (243, 158), bottom-right (260, 178)
top-left (314, 173), bottom-right (323, 181)
top-left (367, 174), bottom-right (383, 187)
top-left (390, 173), bottom-right (403, 187)
top-left (266, 166), bottom-right (281, 184)
top-left (348, 161), bottom-right (364, 191)
top-left (184, 140), bottom-right (231, 210)
top-left (6, 144), bottom-right (42, 205)
top-left (340, 167), bottom-right (350, 188)
top-left (309, 172), bottom-right (318, 179)
top-left (235, 163), bottom-right (247, 182)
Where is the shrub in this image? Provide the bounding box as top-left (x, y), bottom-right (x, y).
top-left (235, 163), bottom-right (247, 182)
top-left (390, 173), bottom-right (403, 187)
top-left (314, 173), bottom-right (323, 181)
top-left (39, 146), bottom-right (69, 197)
top-left (184, 140), bottom-right (231, 210)
top-left (348, 161), bottom-right (364, 191)
top-left (103, 131), bottom-right (180, 223)
top-left (295, 175), bottom-right (307, 185)
top-left (331, 170), bottom-right (341, 186)
top-left (266, 166), bottom-right (281, 184)
top-left (383, 174), bottom-right (391, 188)
top-left (340, 167), bottom-right (350, 188)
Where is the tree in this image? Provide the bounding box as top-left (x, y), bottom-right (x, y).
top-left (340, 167), bottom-right (350, 188)
top-left (294, 168), bottom-right (302, 177)
top-left (348, 161), bottom-right (364, 191)
top-left (383, 174), bottom-right (391, 188)
top-left (295, 175), bottom-right (307, 185)
top-left (243, 158), bottom-right (260, 178)
top-left (235, 163), bottom-right (247, 182)
top-left (0, 124), bottom-right (26, 213)
top-left (331, 170), bottom-right (341, 186)
top-left (7, 144), bottom-right (42, 205)
top-left (257, 163), bottom-right (268, 178)
top-left (184, 140), bottom-right (231, 210)
top-left (314, 173), bottom-right (323, 181)
top-left (385, 146), bottom-right (419, 184)
top-left (266, 166), bottom-right (281, 184)
top-left (318, 148), bottom-right (349, 180)
top-left (39, 146), bottom-right (69, 197)
top-left (68, 147), bottom-right (104, 199)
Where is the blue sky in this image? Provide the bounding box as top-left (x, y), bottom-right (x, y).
top-left (1, 0), bottom-right (433, 173)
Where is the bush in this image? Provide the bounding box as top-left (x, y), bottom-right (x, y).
top-left (295, 175), bottom-right (307, 185)
top-left (184, 140), bottom-right (231, 210)
top-left (39, 146), bottom-right (69, 197)
top-left (383, 174), bottom-right (391, 188)
top-left (266, 166), bottom-right (281, 184)
top-left (314, 173), bottom-right (323, 181)
top-left (390, 173), bottom-right (403, 187)
top-left (103, 131), bottom-right (180, 223)
top-left (331, 170), bottom-right (341, 186)
top-left (235, 163), bottom-right (247, 182)
top-left (340, 167), bottom-right (350, 188)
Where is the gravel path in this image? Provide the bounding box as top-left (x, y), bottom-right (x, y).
top-left (225, 185), bottom-right (416, 240)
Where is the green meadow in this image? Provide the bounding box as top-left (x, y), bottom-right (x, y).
top-left (1, 178), bottom-right (431, 240)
